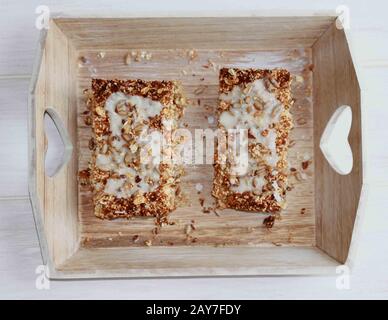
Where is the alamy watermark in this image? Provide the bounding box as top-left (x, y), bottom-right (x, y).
top-left (336, 5), bottom-right (350, 30)
top-left (35, 264), bottom-right (50, 290)
top-left (336, 265), bottom-right (350, 290)
top-left (35, 5), bottom-right (50, 30)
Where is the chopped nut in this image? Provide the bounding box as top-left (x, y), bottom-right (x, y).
top-left (228, 68), bottom-right (237, 77)
top-left (144, 239), bottom-right (152, 247)
top-left (115, 99), bottom-right (130, 115)
top-left (95, 106), bottom-right (105, 117)
top-left (133, 192), bottom-right (146, 205)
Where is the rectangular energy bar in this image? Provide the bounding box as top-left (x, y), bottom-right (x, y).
top-left (89, 79), bottom-right (186, 220)
top-left (213, 68), bottom-right (293, 212)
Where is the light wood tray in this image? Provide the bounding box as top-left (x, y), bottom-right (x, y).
top-left (29, 17), bottom-right (363, 278)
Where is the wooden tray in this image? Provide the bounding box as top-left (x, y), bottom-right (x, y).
top-left (29, 16), bottom-right (363, 279)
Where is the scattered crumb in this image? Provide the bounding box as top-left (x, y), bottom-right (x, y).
top-left (129, 50), bottom-right (152, 63)
top-left (78, 169), bottom-right (91, 186)
top-left (132, 235), bottom-right (139, 243)
top-left (78, 56), bottom-right (89, 67)
top-left (184, 224), bottom-right (193, 236)
top-left (300, 208), bottom-right (306, 215)
top-left (125, 53), bottom-right (131, 65)
top-left (108, 237), bottom-right (113, 241)
top-left (301, 160), bottom-right (311, 170)
top-left (118, 231), bottom-right (123, 237)
top-left (263, 215), bottom-right (275, 229)
top-left (194, 85), bottom-right (207, 95)
top-left (97, 51), bottom-right (106, 59)
top-left (144, 239), bottom-right (152, 247)
top-left (187, 49), bottom-right (198, 62)
top-left (294, 75), bottom-right (304, 84)
top-left (296, 117), bottom-right (307, 126)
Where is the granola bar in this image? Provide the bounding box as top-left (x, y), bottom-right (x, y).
top-left (88, 79), bottom-right (186, 219)
top-left (213, 68), bottom-right (293, 212)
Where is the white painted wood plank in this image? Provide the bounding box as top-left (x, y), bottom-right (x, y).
top-left (0, 194), bottom-right (388, 299)
top-left (360, 66), bottom-right (388, 185)
top-left (0, 78), bottom-right (29, 197)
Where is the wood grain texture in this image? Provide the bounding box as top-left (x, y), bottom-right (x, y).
top-left (1, 196), bottom-right (388, 298)
top-left (31, 22), bottom-right (79, 267)
top-left (54, 17), bottom-right (334, 50)
top-left (0, 0), bottom-right (386, 295)
top-left (29, 17), bottom-right (365, 277)
top-left (56, 246), bottom-right (337, 278)
top-left (313, 24), bottom-right (363, 263)
top-left (76, 48), bottom-right (315, 250)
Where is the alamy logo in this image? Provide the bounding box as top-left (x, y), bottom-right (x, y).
top-left (336, 5), bottom-right (350, 30)
top-left (35, 5), bottom-right (50, 30)
top-left (336, 265), bottom-right (350, 290)
top-left (35, 265), bottom-right (50, 290)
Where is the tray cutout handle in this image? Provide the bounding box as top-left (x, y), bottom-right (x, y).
top-left (44, 108), bottom-right (73, 177)
top-left (320, 105), bottom-right (353, 175)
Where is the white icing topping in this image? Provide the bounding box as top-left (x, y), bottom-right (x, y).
top-left (219, 79), bottom-right (285, 196)
top-left (97, 92), bottom-right (167, 198)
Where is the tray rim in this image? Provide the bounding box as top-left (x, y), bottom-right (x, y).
top-left (28, 15), bottom-right (366, 279)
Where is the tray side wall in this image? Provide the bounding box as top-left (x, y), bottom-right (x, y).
top-left (55, 246), bottom-right (338, 279)
top-left (31, 20), bottom-right (80, 267)
top-left (312, 23), bottom-right (363, 263)
top-left (54, 17), bottom-right (334, 50)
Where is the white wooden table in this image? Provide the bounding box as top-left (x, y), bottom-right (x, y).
top-left (1, 0), bottom-right (387, 299)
